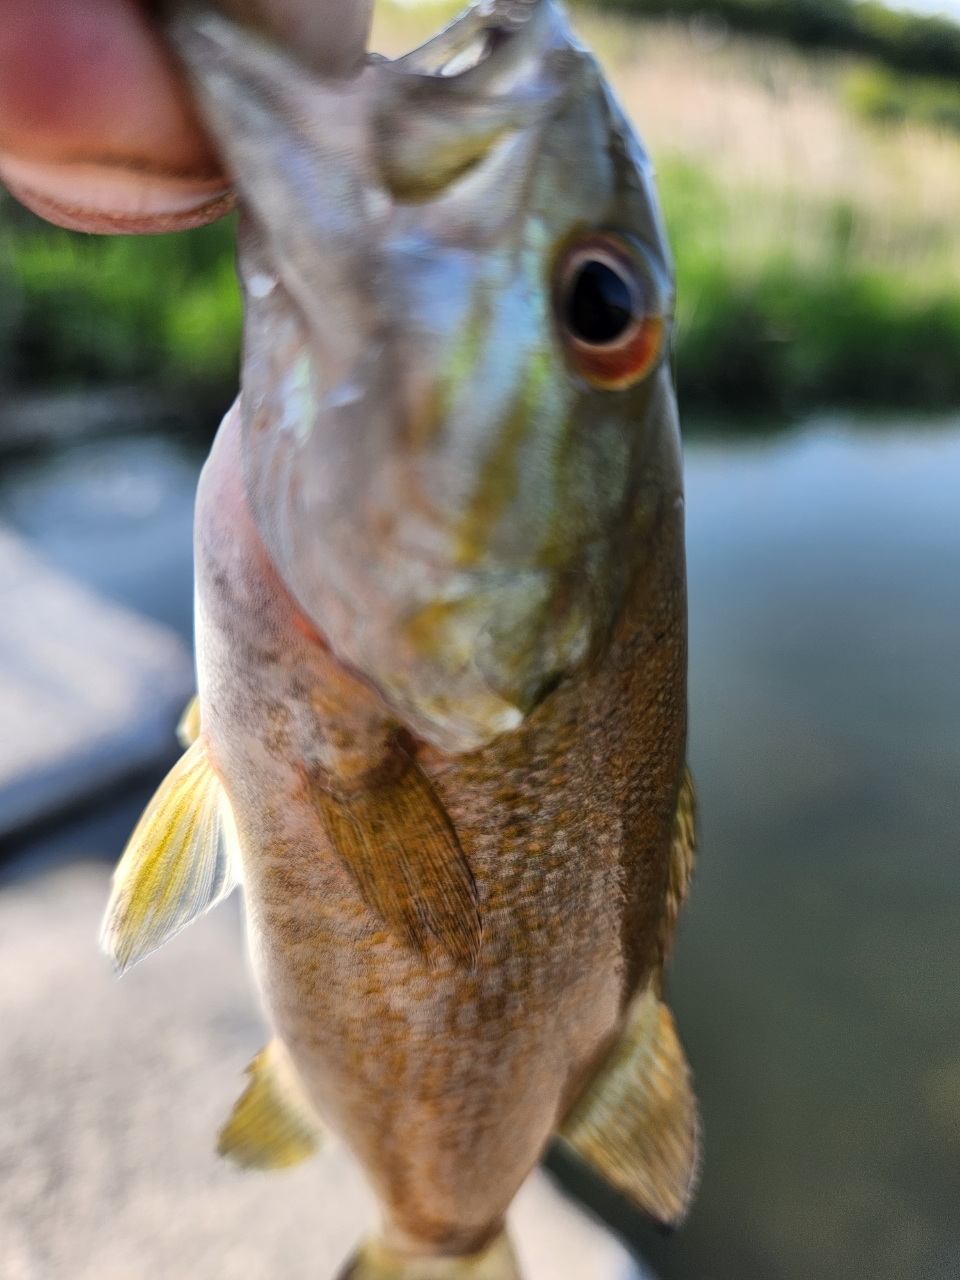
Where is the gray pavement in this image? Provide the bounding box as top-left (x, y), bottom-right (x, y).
top-left (0, 858), bottom-right (649, 1280)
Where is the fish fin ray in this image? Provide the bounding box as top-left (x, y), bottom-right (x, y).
top-left (99, 738), bottom-right (241, 974)
top-left (176, 694), bottom-right (202, 748)
top-left (558, 985), bottom-right (700, 1228)
top-left (655, 766), bottom-right (697, 981)
top-left (312, 753), bottom-right (481, 970)
top-left (338, 1232), bottom-right (520, 1280)
top-left (217, 1039), bottom-right (323, 1171)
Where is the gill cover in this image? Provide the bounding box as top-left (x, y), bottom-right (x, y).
top-left (174, 0), bottom-right (677, 753)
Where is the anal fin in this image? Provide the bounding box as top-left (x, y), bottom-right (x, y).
top-left (218, 1039), bottom-right (325, 1170)
top-left (557, 986), bottom-right (700, 1228)
top-left (99, 737), bottom-right (241, 974)
top-left (311, 749), bottom-right (481, 970)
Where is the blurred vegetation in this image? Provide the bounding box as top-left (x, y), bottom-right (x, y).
top-left (589, 0), bottom-right (960, 83)
top-left (662, 160), bottom-right (960, 412)
top-left (844, 63), bottom-right (960, 133)
top-left (5, 0), bottom-right (960, 416)
top-left (0, 199), bottom-right (241, 393)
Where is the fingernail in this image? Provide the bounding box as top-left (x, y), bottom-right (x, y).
top-left (0, 151), bottom-right (235, 233)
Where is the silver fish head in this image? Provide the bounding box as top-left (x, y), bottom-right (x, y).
top-left (176, 0), bottom-right (680, 753)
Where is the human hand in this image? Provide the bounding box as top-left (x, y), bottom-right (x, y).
top-left (0, 0), bottom-right (371, 234)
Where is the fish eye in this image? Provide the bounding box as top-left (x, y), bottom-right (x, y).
top-left (555, 234), bottom-right (665, 391)
top-left (566, 260), bottom-right (633, 343)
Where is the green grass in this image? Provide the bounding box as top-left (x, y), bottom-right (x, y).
top-left (661, 160), bottom-right (960, 411)
top-left (844, 63), bottom-right (960, 133)
top-left (0, 205), bottom-right (241, 391)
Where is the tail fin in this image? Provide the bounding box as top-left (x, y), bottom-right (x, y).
top-left (338, 1233), bottom-right (521, 1280)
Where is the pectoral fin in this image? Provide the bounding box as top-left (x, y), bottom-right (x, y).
top-left (99, 738), bottom-right (241, 974)
top-left (218, 1039), bottom-right (324, 1170)
top-left (558, 986), bottom-right (700, 1228)
top-left (311, 751), bottom-right (481, 971)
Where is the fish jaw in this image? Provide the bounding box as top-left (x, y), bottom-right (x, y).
top-left (174, 0), bottom-right (677, 753)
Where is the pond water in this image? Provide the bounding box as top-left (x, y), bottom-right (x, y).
top-left (2, 414), bottom-right (958, 1280)
top-left (0, 431), bottom-right (206, 644)
top-left (651, 420), bottom-right (960, 1280)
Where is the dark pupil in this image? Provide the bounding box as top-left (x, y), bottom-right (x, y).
top-left (566, 260), bottom-right (634, 344)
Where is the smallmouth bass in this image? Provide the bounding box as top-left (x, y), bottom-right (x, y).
top-left (101, 2), bottom-right (699, 1276)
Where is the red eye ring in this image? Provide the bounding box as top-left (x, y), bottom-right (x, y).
top-left (555, 232), bottom-right (665, 391)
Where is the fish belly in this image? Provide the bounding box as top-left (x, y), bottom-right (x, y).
top-left (193, 404), bottom-right (686, 1254)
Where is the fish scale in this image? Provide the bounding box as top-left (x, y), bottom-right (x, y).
top-left (100, 1), bottom-right (699, 1275)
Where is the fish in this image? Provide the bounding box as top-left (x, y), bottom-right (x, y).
top-left (99, 1), bottom-right (699, 1276)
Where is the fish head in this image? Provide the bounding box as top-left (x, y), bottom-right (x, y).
top-left (176, 0), bottom-right (680, 753)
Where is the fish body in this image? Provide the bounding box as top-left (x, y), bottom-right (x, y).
top-left (102, 2), bottom-right (698, 1275)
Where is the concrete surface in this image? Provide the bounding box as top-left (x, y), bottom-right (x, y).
top-left (0, 859), bottom-right (651, 1280)
top-left (0, 526), bottom-right (194, 837)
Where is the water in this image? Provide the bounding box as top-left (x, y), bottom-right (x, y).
top-left (2, 415), bottom-right (959, 1280)
top-left (0, 432), bottom-right (206, 643)
top-left (637, 418), bottom-right (960, 1280)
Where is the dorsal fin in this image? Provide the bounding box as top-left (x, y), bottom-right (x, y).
top-left (99, 738), bottom-right (241, 974)
top-left (654, 765), bottom-right (697, 986)
top-left (558, 985), bottom-right (700, 1228)
top-left (310, 749), bottom-right (481, 970)
top-left (218, 1039), bottom-right (324, 1171)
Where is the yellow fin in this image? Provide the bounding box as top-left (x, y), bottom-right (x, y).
top-left (99, 738), bottom-right (240, 974)
top-left (655, 766), bottom-right (697, 983)
top-left (176, 694), bottom-right (201, 748)
top-left (311, 750), bottom-right (481, 970)
top-left (339, 1233), bottom-right (520, 1280)
top-left (218, 1039), bottom-right (324, 1171)
top-left (558, 986), bottom-right (700, 1229)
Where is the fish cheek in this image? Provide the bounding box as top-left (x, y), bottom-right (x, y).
top-left (403, 282), bottom-right (496, 457)
top-left (451, 347), bottom-right (549, 570)
top-left (464, 439), bottom-right (624, 716)
top-left (545, 376), bottom-right (667, 668)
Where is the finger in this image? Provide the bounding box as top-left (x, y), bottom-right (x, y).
top-left (0, 0), bottom-right (375, 236)
top-left (0, 0), bottom-right (233, 233)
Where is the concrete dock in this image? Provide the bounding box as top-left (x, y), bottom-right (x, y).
top-left (0, 858), bottom-right (647, 1280)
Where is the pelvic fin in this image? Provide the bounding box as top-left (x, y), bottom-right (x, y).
top-left (218, 1038), bottom-right (325, 1170)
